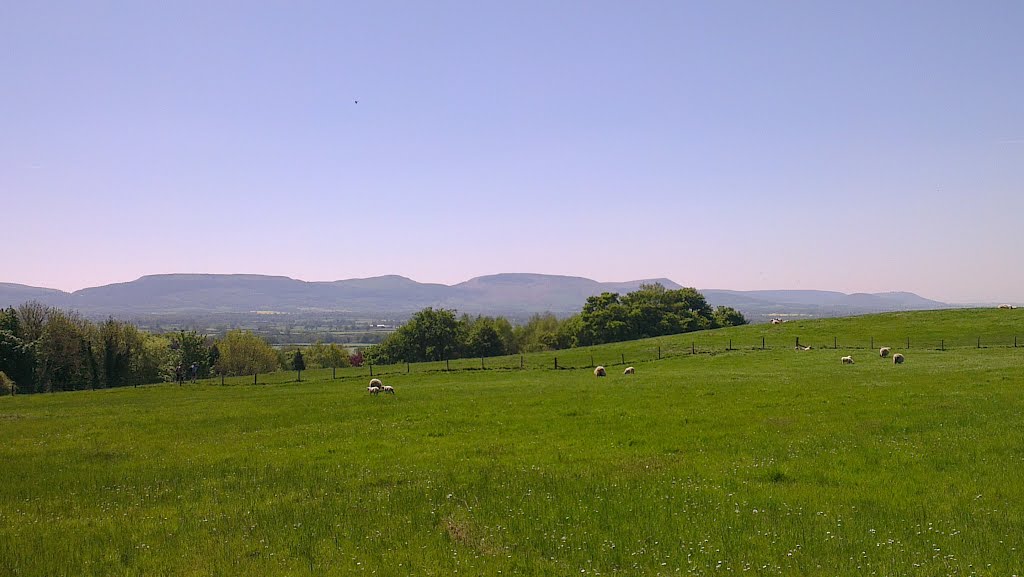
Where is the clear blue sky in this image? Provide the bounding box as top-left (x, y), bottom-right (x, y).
top-left (2, 1), bottom-right (1021, 302)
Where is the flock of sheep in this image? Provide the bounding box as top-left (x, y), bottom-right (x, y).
top-left (366, 378), bottom-right (395, 395)
top-left (841, 347), bottom-right (905, 365)
top-left (364, 342), bottom-right (917, 397)
top-left (593, 365), bottom-right (635, 377)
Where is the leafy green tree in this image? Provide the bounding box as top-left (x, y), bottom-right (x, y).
top-left (35, 308), bottom-right (93, 392)
top-left (514, 312), bottom-right (564, 352)
top-left (215, 330), bottom-right (278, 376)
top-left (307, 341), bottom-right (350, 377)
top-left (0, 307), bottom-right (35, 393)
top-left (171, 330), bottom-right (211, 379)
top-left (365, 307), bottom-right (464, 364)
top-left (292, 349), bottom-right (305, 381)
top-left (572, 284), bottom-right (735, 347)
top-left (712, 306), bottom-right (747, 328)
top-left (464, 316), bottom-right (507, 358)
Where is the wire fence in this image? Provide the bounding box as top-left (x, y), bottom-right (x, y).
top-left (285, 332), bottom-right (1022, 384)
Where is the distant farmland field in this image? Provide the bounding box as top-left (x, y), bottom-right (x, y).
top-left (1, 309), bottom-right (1022, 575)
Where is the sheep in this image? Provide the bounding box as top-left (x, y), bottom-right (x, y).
top-left (998, 304), bottom-right (1014, 309)
top-left (841, 356), bottom-right (854, 364)
top-left (623, 366), bottom-right (635, 375)
top-left (369, 378), bottom-right (382, 388)
top-left (367, 386), bottom-right (380, 395)
top-left (879, 347), bottom-right (891, 358)
top-left (382, 385), bottom-right (395, 394)
top-left (771, 318), bottom-right (783, 325)
top-left (892, 353), bottom-right (905, 364)
top-left (594, 366), bottom-right (606, 377)
top-left (795, 345), bottom-right (812, 351)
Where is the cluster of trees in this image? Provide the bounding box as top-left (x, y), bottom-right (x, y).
top-left (364, 284), bottom-right (745, 364)
top-left (0, 303), bottom-right (359, 395)
top-left (1, 285), bottom-right (744, 393)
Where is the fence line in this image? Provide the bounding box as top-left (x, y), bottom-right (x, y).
top-left (330, 334), bottom-right (1020, 381)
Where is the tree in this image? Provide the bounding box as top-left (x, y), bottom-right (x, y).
top-left (365, 307), bottom-right (464, 364)
top-left (464, 317), bottom-right (507, 358)
top-left (171, 331), bottom-right (211, 380)
top-left (0, 307), bottom-right (34, 392)
top-left (292, 349), bottom-right (305, 381)
top-left (571, 284), bottom-right (733, 347)
top-left (306, 341), bottom-right (350, 378)
top-left (214, 330), bottom-right (278, 376)
top-left (713, 306), bottom-right (747, 328)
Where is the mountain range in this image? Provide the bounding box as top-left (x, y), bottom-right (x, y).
top-left (1, 273), bottom-right (950, 321)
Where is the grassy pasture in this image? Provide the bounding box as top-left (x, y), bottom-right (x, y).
top-left (1, 309), bottom-right (1023, 576)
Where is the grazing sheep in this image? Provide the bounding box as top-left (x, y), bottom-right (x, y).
top-left (795, 345), bottom-right (812, 351)
top-left (998, 304), bottom-right (1014, 309)
top-left (367, 386), bottom-right (380, 395)
top-left (369, 378), bottom-right (382, 388)
top-left (879, 347), bottom-right (891, 358)
top-left (623, 366), bottom-right (635, 375)
top-left (594, 366), bottom-right (606, 377)
top-left (771, 318), bottom-right (783, 325)
top-left (841, 356), bottom-right (854, 364)
top-left (892, 353), bottom-right (905, 364)
top-left (382, 385), bottom-right (395, 394)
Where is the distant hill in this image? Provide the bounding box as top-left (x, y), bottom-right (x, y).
top-left (700, 289), bottom-right (949, 321)
top-left (0, 274), bottom-right (950, 320)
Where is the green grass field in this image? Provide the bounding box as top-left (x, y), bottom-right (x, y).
top-left (2, 309), bottom-right (1022, 576)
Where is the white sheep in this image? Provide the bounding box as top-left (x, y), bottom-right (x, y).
top-left (892, 353), bottom-right (905, 364)
top-left (841, 356), bottom-right (854, 364)
top-left (367, 386), bottom-right (380, 395)
top-left (623, 366), bottom-right (635, 375)
top-left (594, 366), bottom-right (606, 377)
top-left (879, 347), bottom-right (891, 358)
top-left (795, 345), bottom-right (812, 351)
top-left (771, 318), bottom-right (783, 325)
top-left (382, 385), bottom-right (395, 394)
top-left (369, 378), bottom-right (382, 388)
top-left (998, 304), bottom-right (1014, 309)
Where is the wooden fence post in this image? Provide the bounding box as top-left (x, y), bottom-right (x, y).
top-left (658, 346), bottom-right (661, 360)
top-left (834, 336), bottom-right (837, 349)
top-left (254, 373), bottom-right (258, 385)
top-left (941, 339), bottom-right (944, 351)
top-left (761, 336), bottom-right (765, 350)
top-left (977, 337), bottom-right (981, 349)
top-left (446, 359), bottom-right (450, 371)
top-left (407, 362), bottom-right (410, 373)
top-left (481, 357), bottom-right (485, 369)
top-left (728, 339), bottom-right (732, 351)
top-left (691, 342), bottom-right (695, 354)
top-left (370, 364), bottom-right (373, 377)
top-left (520, 355), bottom-right (524, 369)
top-left (554, 357), bottom-right (558, 370)
top-left (870, 336), bottom-right (873, 349)
top-left (621, 353), bottom-right (625, 365)
top-left (907, 337), bottom-right (910, 349)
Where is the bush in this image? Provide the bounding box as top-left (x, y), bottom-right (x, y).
top-left (0, 371), bottom-right (16, 396)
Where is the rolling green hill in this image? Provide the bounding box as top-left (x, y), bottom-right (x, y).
top-left (1, 309), bottom-right (1022, 576)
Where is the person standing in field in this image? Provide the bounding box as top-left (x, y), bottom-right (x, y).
top-left (190, 363), bottom-right (198, 383)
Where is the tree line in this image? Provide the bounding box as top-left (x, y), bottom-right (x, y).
top-left (364, 284), bottom-right (745, 364)
top-left (0, 284), bottom-right (744, 394)
top-left (0, 303), bottom-right (356, 395)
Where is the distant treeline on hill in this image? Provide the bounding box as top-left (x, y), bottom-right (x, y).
top-left (0, 285), bottom-right (744, 394)
top-left (363, 284), bottom-right (746, 364)
top-left (0, 303), bottom-right (358, 395)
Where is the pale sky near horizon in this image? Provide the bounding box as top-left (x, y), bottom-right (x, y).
top-left (2, 1), bottom-right (1022, 303)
